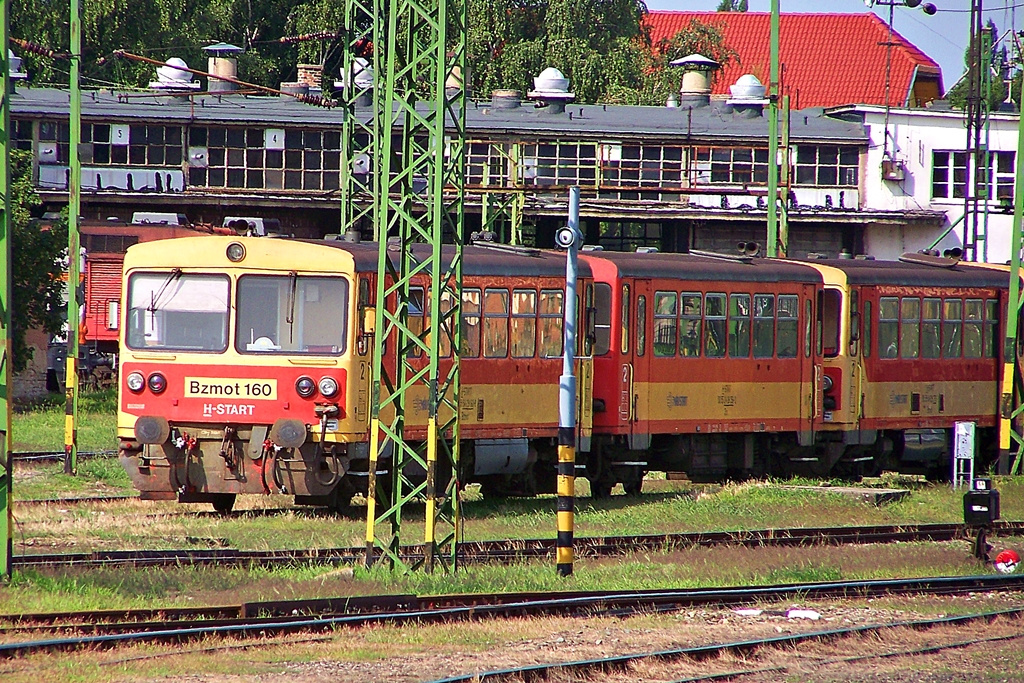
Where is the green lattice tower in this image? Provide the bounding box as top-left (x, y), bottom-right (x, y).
top-left (1000, 46), bottom-right (1024, 473)
top-left (478, 141), bottom-right (524, 244)
top-left (365, 0), bottom-right (466, 572)
top-left (340, 0), bottom-right (378, 237)
top-left (0, 0), bottom-right (12, 580)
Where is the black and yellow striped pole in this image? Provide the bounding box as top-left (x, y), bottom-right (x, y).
top-left (555, 187), bottom-right (581, 577)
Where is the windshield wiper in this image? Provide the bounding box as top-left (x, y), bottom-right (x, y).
top-left (148, 268), bottom-right (183, 313)
top-left (286, 271), bottom-right (298, 344)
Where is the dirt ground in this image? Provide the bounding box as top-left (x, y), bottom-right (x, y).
top-left (37, 593), bottom-right (1019, 683)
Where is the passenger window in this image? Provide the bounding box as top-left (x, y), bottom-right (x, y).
top-left (439, 291), bottom-right (455, 357)
top-left (408, 286), bottom-right (425, 358)
top-left (729, 293), bottom-right (751, 358)
top-left (943, 299), bottom-right (962, 358)
top-left (593, 283), bottom-right (612, 356)
top-left (921, 298), bottom-right (941, 359)
top-left (821, 289), bottom-right (842, 357)
top-left (705, 293), bottom-right (727, 358)
top-left (777, 294), bottom-right (798, 358)
top-left (461, 288), bottom-right (482, 357)
top-left (753, 294), bottom-right (774, 358)
top-left (538, 289), bottom-right (563, 357)
top-left (862, 300), bottom-right (872, 359)
top-left (636, 295), bottom-right (646, 357)
top-left (900, 297), bottom-right (920, 359)
top-left (511, 289), bottom-right (536, 358)
top-left (620, 285), bottom-right (630, 355)
top-left (804, 299), bottom-right (812, 358)
top-left (964, 298), bottom-right (984, 358)
top-left (984, 299), bottom-right (999, 358)
top-left (680, 293), bottom-right (702, 357)
top-left (878, 297), bottom-right (899, 359)
top-left (653, 291), bottom-right (677, 357)
top-left (483, 289), bottom-right (509, 358)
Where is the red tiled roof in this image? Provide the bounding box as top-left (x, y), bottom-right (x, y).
top-left (645, 12), bottom-right (942, 109)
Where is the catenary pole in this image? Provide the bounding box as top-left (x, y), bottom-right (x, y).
top-left (63, 0), bottom-right (81, 475)
top-left (766, 0), bottom-right (780, 257)
top-left (0, 0), bottom-right (13, 580)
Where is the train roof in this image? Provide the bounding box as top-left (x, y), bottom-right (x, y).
top-left (581, 250), bottom-right (823, 284)
top-left (802, 257), bottom-right (1009, 288)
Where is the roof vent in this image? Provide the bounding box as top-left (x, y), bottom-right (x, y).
top-left (149, 57), bottom-right (200, 93)
top-left (670, 53), bottom-right (719, 108)
top-left (528, 67), bottom-right (575, 114)
top-left (490, 89), bottom-right (522, 109)
top-left (445, 65), bottom-right (464, 97)
top-left (203, 43), bottom-right (243, 93)
top-left (726, 74), bottom-right (768, 118)
top-left (8, 49), bottom-right (27, 86)
top-left (334, 57), bottom-right (374, 106)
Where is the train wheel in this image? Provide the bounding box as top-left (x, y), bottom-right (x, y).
top-left (590, 482), bottom-right (613, 499)
top-left (211, 493), bottom-right (236, 514)
top-left (622, 477), bottom-right (643, 497)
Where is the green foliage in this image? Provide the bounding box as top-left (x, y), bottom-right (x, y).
top-left (10, 151), bottom-right (67, 375)
top-left (716, 0), bottom-right (747, 10)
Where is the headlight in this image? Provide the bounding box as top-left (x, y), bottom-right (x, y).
top-left (318, 376), bottom-right (339, 398)
top-left (126, 371), bottom-right (145, 393)
top-left (147, 372), bottom-right (167, 394)
top-left (226, 242), bottom-right (246, 262)
top-left (295, 376), bottom-right (316, 398)
top-left (822, 375), bottom-right (834, 392)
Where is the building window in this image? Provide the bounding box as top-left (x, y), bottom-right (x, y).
top-left (795, 145), bottom-right (858, 187)
top-left (11, 118), bottom-right (33, 151)
top-left (930, 149), bottom-right (1013, 202)
top-left (520, 141), bottom-right (596, 187)
top-left (597, 221), bottom-right (661, 252)
top-left (691, 146), bottom-right (768, 185)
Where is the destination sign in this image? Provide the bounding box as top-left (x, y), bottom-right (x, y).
top-left (184, 377), bottom-right (278, 400)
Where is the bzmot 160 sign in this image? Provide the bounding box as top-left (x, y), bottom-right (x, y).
top-left (184, 377), bottom-right (278, 400)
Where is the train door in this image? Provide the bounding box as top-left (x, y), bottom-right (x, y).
top-left (628, 279), bottom-right (652, 447)
top-left (818, 284), bottom-right (859, 428)
top-left (802, 284), bottom-right (819, 438)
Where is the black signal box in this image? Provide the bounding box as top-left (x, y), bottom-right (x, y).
top-left (964, 488), bottom-right (1000, 526)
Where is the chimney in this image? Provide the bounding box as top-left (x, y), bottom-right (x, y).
top-left (490, 89), bottom-right (521, 109)
top-left (726, 74), bottom-right (768, 118)
top-left (669, 54), bottom-right (719, 108)
top-left (296, 64), bottom-right (323, 93)
top-left (203, 43), bottom-right (243, 93)
top-left (527, 67), bottom-right (574, 115)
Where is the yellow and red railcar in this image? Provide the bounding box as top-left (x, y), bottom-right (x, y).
top-left (118, 236), bottom-right (594, 511)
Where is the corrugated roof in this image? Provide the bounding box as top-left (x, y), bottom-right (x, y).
top-left (10, 86), bottom-right (866, 144)
top-left (646, 11), bottom-right (942, 109)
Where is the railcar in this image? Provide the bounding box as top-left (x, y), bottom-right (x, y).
top-left (117, 236), bottom-right (594, 511)
top-left (581, 248), bottom-right (1010, 488)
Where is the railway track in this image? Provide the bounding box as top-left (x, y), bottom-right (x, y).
top-left (2, 574), bottom-right (1024, 659)
top-left (430, 606), bottom-right (1024, 683)
top-left (14, 521), bottom-right (1024, 570)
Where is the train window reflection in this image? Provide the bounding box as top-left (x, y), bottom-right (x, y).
top-left (878, 297), bottom-right (899, 359)
top-left (127, 272), bottom-right (229, 351)
top-left (943, 299), bottom-right (962, 358)
top-left (235, 275), bottom-right (348, 355)
top-left (653, 291), bottom-right (677, 357)
top-left (511, 289), bottom-right (537, 358)
top-left (593, 283), bottom-right (612, 356)
top-left (679, 293), bottom-right (701, 357)
top-left (921, 298), bottom-right (941, 359)
top-left (704, 293), bottom-right (726, 358)
top-left (729, 293), bottom-right (751, 358)
top-left (636, 295), bottom-right (646, 357)
top-left (900, 297), bottom-right (920, 359)
top-left (964, 299), bottom-right (983, 358)
top-left (777, 295), bottom-right (798, 358)
top-left (753, 294), bottom-right (774, 358)
top-left (984, 299), bottom-right (998, 358)
top-left (538, 290), bottom-right (563, 358)
top-left (483, 289), bottom-right (509, 358)
top-left (461, 288), bottom-right (481, 357)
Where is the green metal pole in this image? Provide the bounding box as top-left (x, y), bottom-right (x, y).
top-left (766, 0), bottom-right (780, 257)
top-left (999, 61), bottom-right (1024, 473)
top-left (63, 0), bottom-right (80, 475)
top-left (779, 94), bottom-right (790, 258)
top-left (0, 0), bottom-right (13, 580)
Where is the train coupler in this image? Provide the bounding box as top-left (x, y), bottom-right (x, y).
top-left (219, 426), bottom-right (240, 470)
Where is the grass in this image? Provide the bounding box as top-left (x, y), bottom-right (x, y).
top-left (12, 388), bottom-right (118, 453)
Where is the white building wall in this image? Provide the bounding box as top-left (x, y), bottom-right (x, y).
top-left (848, 105), bottom-right (1020, 264)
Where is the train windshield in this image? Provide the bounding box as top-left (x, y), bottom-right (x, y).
top-left (125, 271), bottom-right (230, 351)
top-left (235, 275), bottom-right (348, 355)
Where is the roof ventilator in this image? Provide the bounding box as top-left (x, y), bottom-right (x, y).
top-left (726, 74), bottom-right (768, 118)
top-left (527, 67), bottom-right (574, 115)
top-left (669, 53), bottom-right (719, 109)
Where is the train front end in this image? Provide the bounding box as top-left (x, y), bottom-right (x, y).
top-left (117, 236), bottom-right (369, 511)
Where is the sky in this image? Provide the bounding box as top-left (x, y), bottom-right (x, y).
top-left (643, 0), bottom-right (1024, 93)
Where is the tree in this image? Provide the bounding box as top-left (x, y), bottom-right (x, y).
top-left (9, 151), bottom-right (68, 374)
top-left (468, 0), bottom-right (649, 104)
top-left (946, 20), bottom-right (1008, 111)
top-left (716, 0), bottom-right (747, 11)
top-left (639, 18), bottom-right (737, 106)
